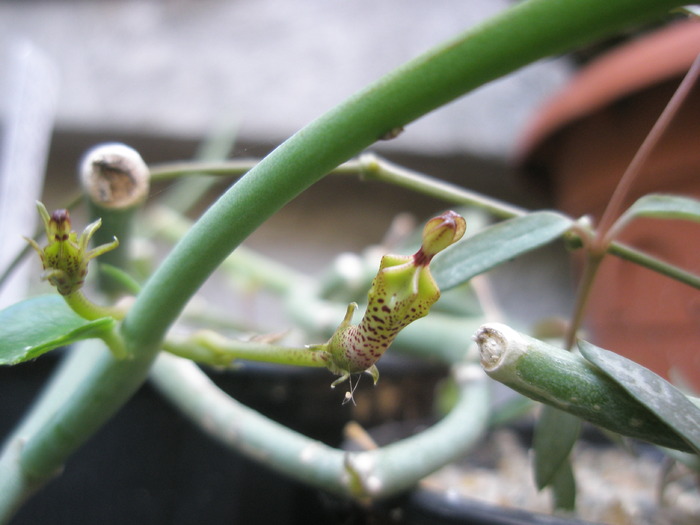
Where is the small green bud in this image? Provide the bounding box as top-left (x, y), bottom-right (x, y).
top-left (25, 202), bottom-right (119, 296)
top-left (414, 209), bottom-right (466, 264)
top-left (313, 211), bottom-right (466, 389)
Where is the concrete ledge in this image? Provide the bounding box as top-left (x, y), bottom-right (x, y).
top-left (0, 0), bottom-right (571, 158)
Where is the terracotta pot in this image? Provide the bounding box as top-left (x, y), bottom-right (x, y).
top-left (518, 20), bottom-right (700, 392)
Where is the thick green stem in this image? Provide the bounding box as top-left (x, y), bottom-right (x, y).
top-left (3, 0), bottom-right (687, 518)
top-left (476, 323), bottom-right (694, 452)
top-left (88, 207), bottom-right (138, 293)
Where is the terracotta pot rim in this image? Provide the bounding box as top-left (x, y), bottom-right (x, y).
top-left (517, 19), bottom-right (700, 164)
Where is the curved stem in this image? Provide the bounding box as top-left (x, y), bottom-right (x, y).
top-left (63, 290), bottom-right (126, 321)
top-left (127, 0), bottom-right (683, 355)
top-left (149, 353), bottom-right (490, 500)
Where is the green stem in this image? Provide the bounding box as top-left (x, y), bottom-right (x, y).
top-left (150, 154), bottom-right (700, 292)
top-left (62, 291), bottom-right (129, 359)
top-left (150, 353), bottom-right (489, 500)
top-left (63, 290), bottom-right (126, 321)
top-left (151, 154), bottom-right (528, 219)
top-left (608, 241), bottom-right (700, 290)
top-left (358, 153), bottom-right (526, 219)
top-left (476, 323), bottom-right (695, 452)
top-left (149, 158), bottom-right (261, 182)
top-left (148, 205), bottom-right (305, 295)
top-left (4, 0), bottom-right (687, 516)
top-left (163, 332), bottom-right (329, 369)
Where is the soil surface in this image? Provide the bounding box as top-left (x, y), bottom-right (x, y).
top-left (420, 428), bottom-right (700, 525)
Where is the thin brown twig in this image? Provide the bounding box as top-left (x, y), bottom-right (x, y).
top-left (565, 52), bottom-right (700, 349)
top-left (596, 53), bottom-right (700, 248)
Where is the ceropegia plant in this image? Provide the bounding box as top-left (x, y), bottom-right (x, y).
top-left (1, 1), bottom-right (699, 523)
top-left (309, 210), bottom-right (466, 390)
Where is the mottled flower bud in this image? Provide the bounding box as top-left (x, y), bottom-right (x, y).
top-left (311, 211), bottom-right (466, 388)
top-left (25, 202), bottom-right (119, 295)
top-left (414, 209), bottom-right (466, 265)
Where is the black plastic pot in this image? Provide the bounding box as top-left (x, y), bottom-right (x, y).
top-left (402, 488), bottom-right (598, 525)
top-left (1, 351), bottom-right (448, 525)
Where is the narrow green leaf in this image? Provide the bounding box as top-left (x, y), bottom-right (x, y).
top-left (615, 194), bottom-right (700, 232)
top-left (432, 211), bottom-right (574, 290)
top-left (533, 405), bottom-right (581, 489)
top-left (0, 295), bottom-right (116, 365)
top-left (549, 457), bottom-right (577, 511)
top-left (578, 340), bottom-right (700, 455)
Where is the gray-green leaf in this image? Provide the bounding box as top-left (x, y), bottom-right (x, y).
top-left (578, 340), bottom-right (700, 455)
top-left (0, 295), bottom-right (116, 365)
top-left (432, 211), bottom-right (574, 290)
top-left (615, 194), bottom-right (700, 233)
top-left (533, 405), bottom-right (581, 489)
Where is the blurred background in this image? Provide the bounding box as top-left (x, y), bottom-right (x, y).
top-left (0, 0), bottom-right (575, 318)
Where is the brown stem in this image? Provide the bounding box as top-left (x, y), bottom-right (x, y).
top-left (566, 53), bottom-right (700, 349)
top-left (564, 253), bottom-right (604, 350)
top-left (596, 53), bottom-right (700, 248)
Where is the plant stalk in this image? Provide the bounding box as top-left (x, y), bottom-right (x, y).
top-left (476, 323), bottom-right (695, 452)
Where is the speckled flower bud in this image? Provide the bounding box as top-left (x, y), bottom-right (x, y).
top-left (313, 211), bottom-right (466, 388)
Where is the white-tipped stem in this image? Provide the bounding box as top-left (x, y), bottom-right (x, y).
top-left (79, 143), bottom-right (150, 293)
top-left (79, 143), bottom-right (150, 210)
top-left (473, 323), bottom-right (695, 453)
top-left (474, 322), bottom-right (528, 376)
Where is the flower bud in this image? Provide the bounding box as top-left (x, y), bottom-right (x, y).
top-left (25, 202), bottom-right (119, 295)
top-left (415, 210), bottom-right (466, 265)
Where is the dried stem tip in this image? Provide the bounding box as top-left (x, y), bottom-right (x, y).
top-left (80, 143), bottom-right (150, 209)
